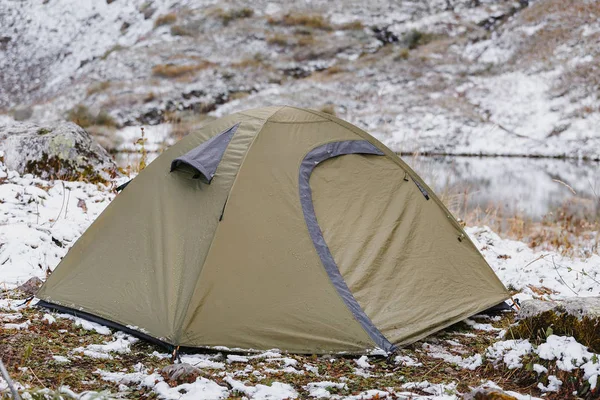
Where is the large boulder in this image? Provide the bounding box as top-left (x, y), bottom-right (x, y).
top-left (513, 298), bottom-right (600, 352)
top-left (0, 121), bottom-right (120, 183)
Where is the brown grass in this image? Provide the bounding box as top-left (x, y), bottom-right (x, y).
top-left (266, 34), bottom-right (289, 46)
top-left (151, 62), bottom-right (213, 78)
top-left (86, 81), bottom-right (111, 96)
top-left (215, 7), bottom-right (254, 25)
top-left (339, 20), bottom-right (364, 30)
top-left (170, 25), bottom-right (194, 36)
top-left (154, 12), bottom-right (177, 27)
top-left (268, 13), bottom-right (333, 31)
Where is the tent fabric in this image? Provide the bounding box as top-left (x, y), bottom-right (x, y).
top-left (37, 105), bottom-right (510, 354)
top-left (299, 140), bottom-right (392, 352)
top-left (170, 123), bottom-right (239, 182)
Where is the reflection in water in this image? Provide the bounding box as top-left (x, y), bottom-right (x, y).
top-left (403, 156), bottom-right (600, 222)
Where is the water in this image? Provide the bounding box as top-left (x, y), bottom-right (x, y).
top-left (405, 156), bottom-right (600, 222)
top-left (116, 151), bottom-right (599, 222)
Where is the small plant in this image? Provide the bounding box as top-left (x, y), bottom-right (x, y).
top-left (154, 12), bottom-right (177, 27)
top-left (136, 127), bottom-right (148, 171)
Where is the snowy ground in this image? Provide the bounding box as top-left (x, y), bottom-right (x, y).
top-left (1, 154), bottom-right (600, 399)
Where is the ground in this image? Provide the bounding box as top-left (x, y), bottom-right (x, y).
top-left (1, 151), bottom-right (600, 399)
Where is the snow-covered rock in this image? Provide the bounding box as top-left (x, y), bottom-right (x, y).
top-left (518, 298), bottom-right (600, 321)
top-left (0, 121), bottom-right (119, 182)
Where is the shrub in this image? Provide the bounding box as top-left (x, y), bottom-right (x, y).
top-left (154, 13), bottom-right (177, 27)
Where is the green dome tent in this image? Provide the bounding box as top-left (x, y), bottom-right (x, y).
top-left (37, 106), bottom-right (509, 354)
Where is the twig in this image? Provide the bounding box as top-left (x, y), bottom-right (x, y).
top-left (552, 179), bottom-right (576, 195)
top-left (0, 358), bottom-right (21, 400)
top-left (522, 254), bottom-right (548, 270)
top-left (50, 182), bottom-right (66, 228)
top-left (552, 256), bottom-right (578, 296)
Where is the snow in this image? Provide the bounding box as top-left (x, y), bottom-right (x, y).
top-left (305, 381), bottom-right (348, 398)
top-left (58, 313), bottom-right (112, 335)
top-left (423, 343), bottom-right (483, 370)
top-left (485, 340), bottom-right (533, 370)
top-left (537, 375), bottom-right (562, 392)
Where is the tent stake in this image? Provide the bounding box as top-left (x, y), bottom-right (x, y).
top-left (0, 359), bottom-right (21, 400)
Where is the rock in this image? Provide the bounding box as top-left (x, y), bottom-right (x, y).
top-left (16, 277), bottom-right (43, 295)
top-left (160, 363), bottom-right (201, 384)
top-left (465, 388), bottom-right (518, 400)
top-left (513, 298), bottom-right (600, 352)
top-left (0, 122), bottom-right (120, 183)
top-left (13, 107), bottom-right (33, 121)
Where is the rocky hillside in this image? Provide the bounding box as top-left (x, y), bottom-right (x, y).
top-left (1, 0), bottom-right (599, 158)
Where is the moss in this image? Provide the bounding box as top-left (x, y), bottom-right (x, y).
top-left (37, 128), bottom-right (52, 135)
top-left (23, 154), bottom-right (108, 184)
top-left (511, 309), bottom-right (600, 352)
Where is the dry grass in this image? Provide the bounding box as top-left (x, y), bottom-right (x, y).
top-left (215, 7), bottom-right (254, 25)
top-left (339, 20), bottom-right (364, 30)
top-left (151, 61), bottom-right (213, 78)
top-left (67, 105), bottom-right (116, 128)
top-left (154, 12), bottom-right (177, 27)
top-left (268, 13), bottom-right (333, 31)
top-left (86, 81), bottom-right (111, 97)
top-left (266, 34), bottom-right (289, 46)
top-left (170, 24), bottom-right (194, 36)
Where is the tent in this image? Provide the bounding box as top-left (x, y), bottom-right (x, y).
top-left (37, 106), bottom-right (509, 354)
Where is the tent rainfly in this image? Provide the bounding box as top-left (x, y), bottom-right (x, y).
top-left (37, 106), bottom-right (510, 354)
